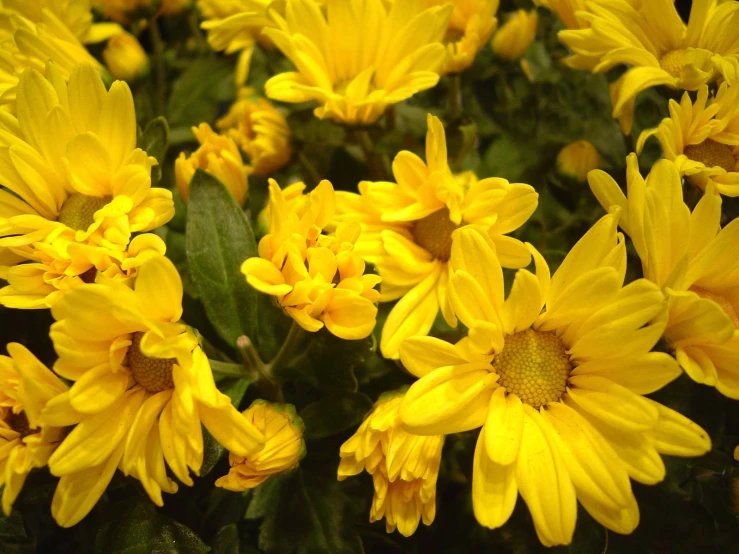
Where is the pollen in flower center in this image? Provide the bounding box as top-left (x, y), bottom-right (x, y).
top-left (684, 140), bottom-right (737, 173)
top-left (412, 208), bottom-right (459, 261)
top-left (659, 49), bottom-right (690, 79)
top-left (5, 410), bottom-right (33, 438)
top-left (128, 332), bottom-right (176, 393)
top-left (58, 194), bottom-right (112, 231)
top-left (494, 329), bottom-right (572, 409)
top-left (690, 286), bottom-right (739, 328)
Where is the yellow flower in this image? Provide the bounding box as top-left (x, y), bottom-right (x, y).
top-left (242, 179), bottom-right (380, 339)
top-left (398, 218), bottom-right (711, 546)
top-left (103, 31), bottom-right (150, 82)
top-left (40, 255), bottom-right (265, 527)
top-left (93, 0), bottom-right (187, 23)
top-left (425, 0), bottom-right (500, 73)
top-left (175, 123), bottom-right (249, 205)
top-left (0, 0), bottom-right (120, 109)
top-left (216, 88), bottom-right (292, 177)
top-left (335, 114), bottom-right (538, 358)
top-left (556, 140), bottom-right (601, 183)
top-left (638, 83), bottom-right (739, 196)
top-left (338, 391), bottom-right (444, 537)
top-left (491, 9), bottom-right (538, 62)
top-left (0, 234), bottom-right (166, 309)
top-left (559, 0), bottom-right (739, 134)
top-left (216, 400), bottom-right (305, 491)
top-left (533, 0), bottom-right (639, 31)
top-left (590, 155), bottom-right (739, 399)
top-left (262, 0), bottom-right (453, 124)
top-left (0, 343), bottom-right (67, 516)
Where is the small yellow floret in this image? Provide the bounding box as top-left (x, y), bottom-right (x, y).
top-left (412, 208), bottom-right (459, 261)
top-left (127, 332), bottom-right (175, 393)
top-left (684, 140), bottom-right (737, 173)
top-left (57, 195), bottom-right (112, 232)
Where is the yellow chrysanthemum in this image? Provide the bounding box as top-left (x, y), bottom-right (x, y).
top-left (0, 233), bottom-right (165, 309)
top-left (175, 123), bottom-right (249, 205)
top-left (216, 400), bottom-right (305, 491)
top-left (39, 255), bottom-right (265, 527)
top-left (590, 155), bottom-right (739, 399)
top-left (0, 0), bottom-right (120, 108)
top-left (103, 31), bottom-right (150, 82)
top-left (491, 9), bottom-right (538, 62)
top-left (0, 343), bottom-right (67, 516)
top-left (338, 391), bottom-right (444, 537)
top-left (398, 217), bottom-right (711, 546)
top-left (262, 0), bottom-right (453, 124)
top-left (556, 139), bottom-right (601, 182)
top-left (335, 114), bottom-right (538, 358)
top-left (424, 0), bottom-right (499, 73)
top-left (242, 179), bottom-right (380, 339)
top-left (216, 88), bottom-right (292, 177)
top-left (637, 83), bottom-right (739, 196)
top-left (533, 0), bottom-right (640, 31)
top-left (559, 0), bottom-right (739, 134)
top-left (93, 0), bottom-right (188, 24)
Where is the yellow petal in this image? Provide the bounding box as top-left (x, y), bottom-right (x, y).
top-left (472, 430), bottom-right (518, 530)
top-left (399, 336), bottom-right (468, 377)
top-left (134, 255), bottom-right (183, 323)
top-left (484, 387), bottom-right (524, 466)
top-left (450, 227), bottom-right (503, 311)
top-left (645, 399), bottom-right (711, 457)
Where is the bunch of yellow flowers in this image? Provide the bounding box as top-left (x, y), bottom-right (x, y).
top-left (2, 0), bottom-right (739, 552)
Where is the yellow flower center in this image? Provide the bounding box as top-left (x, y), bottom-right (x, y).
top-left (58, 194), bottom-right (111, 231)
top-left (412, 208), bottom-right (459, 261)
top-left (5, 410), bottom-right (33, 438)
top-left (690, 287), bottom-right (739, 328)
top-left (128, 332), bottom-right (175, 393)
top-left (684, 140), bottom-right (737, 173)
top-left (494, 329), bottom-right (572, 409)
top-left (659, 49), bottom-right (690, 78)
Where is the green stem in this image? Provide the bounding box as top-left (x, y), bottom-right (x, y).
top-left (354, 129), bottom-right (385, 180)
top-left (267, 321), bottom-right (305, 378)
top-left (237, 335), bottom-right (284, 402)
top-left (149, 18), bottom-right (166, 116)
top-left (188, 11), bottom-right (209, 54)
top-left (298, 150), bottom-right (322, 186)
top-left (448, 73), bottom-right (462, 122)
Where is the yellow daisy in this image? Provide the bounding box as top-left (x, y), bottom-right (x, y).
top-left (590, 155), bottom-right (739, 398)
top-left (262, 0), bottom-right (453, 124)
top-left (40, 255), bottom-right (265, 527)
top-left (175, 123), bottom-right (250, 206)
top-left (425, 0), bottom-right (499, 73)
top-left (335, 114), bottom-right (538, 358)
top-left (338, 391), bottom-right (444, 537)
top-left (491, 9), bottom-right (538, 62)
top-left (638, 83), bottom-right (739, 196)
top-left (216, 88), bottom-right (292, 177)
top-left (0, 0), bottom-right (120, 108)
top-left (559, 0), bottom-right (739, 134)
top-left (556, 139), bottom-right (601, 183)
top-left (242, 179), bottom-right (380, 339)
top-left (216, 400), bottom-right (305, 492)
top-left (0, 63), bottom-right (174, 294)
top-left (0, 343), bottom-right (67, 516)
top-left (0, 234), bottom-right (165, 309)
top-left (398, 218), bottom-right (711, 546)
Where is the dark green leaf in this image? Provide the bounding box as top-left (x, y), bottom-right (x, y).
top-left (0, 510), bottom-right (26, 538)
top-left (211, 524), bottom-right (239, 554)
top-left (280, 330), bottom-right (376, 393)
top-left (167, 58), bottom-right (235, 128)
top-left (300, 393), bottom-right (373, 440)
top-left (186, 170), bottom-right (259, 348)
top-left (138, 116), bottom-right (170, 187)
top-left (94, 498), bottom-right (209, 554)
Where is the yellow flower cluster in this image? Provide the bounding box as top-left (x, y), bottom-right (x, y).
top-left (242, 179), bottom-right (380, 339)
top-left (0, 63), bottom-right (174, 309)
top-left (338, 391), bottom-right (444, 537)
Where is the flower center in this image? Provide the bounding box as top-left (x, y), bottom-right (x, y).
top-left (128, 332), bottom-right (175, 393)
top-left (494, 329), bottom-right (572, 409)
top-left (690, 287), bottom-right (739, 328)
top-left (58, 194), bottom-right (111, 231)
top-left (684, 140), bottom-right (736, 173)
top-left (5, 410), bottom-right (33, 438)
top-left (412, 208), bottom-right (459, 261)
top-left (659, 49), bottom-right (690, 78)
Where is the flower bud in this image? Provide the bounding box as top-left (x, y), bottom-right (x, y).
top-left (103, 32), bottom-right (150, 82)
top-left (556, 140), bottom-right (602, 183)
top-left (491, 9), bottom-right (538, 61)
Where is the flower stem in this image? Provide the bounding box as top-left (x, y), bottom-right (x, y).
top-left (354, 129), bottom-right (386, 180)
top-left (267, 321), bottom-right (306, 379)
top-left (448, 73), bottom-right (463, 122)
top-left (149, 17), bottom-right (167, 116)
top-left (298, 150), bottom-right (322, 186)
top-left (237, 335), bottom-right (285, 403)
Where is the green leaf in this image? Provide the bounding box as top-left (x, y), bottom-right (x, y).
top-left (186, 170), bottom-right (259, 348)
top-left (138, 117), bottom-right (170, 187)
top-left (248, 471), bottom-right (363, 554)
top-left (299, 393), bottom-right (373, 441)
top-left (211, 524), bottom-right (239, 554)
top-left (94, 498), bottom-right (209, 554)
top-left (0, 510), bottom-right (26, 538)
top-left (281, 330), bottom-right (376, 393)
top-left (167, 58), bottom-right (235, 129)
